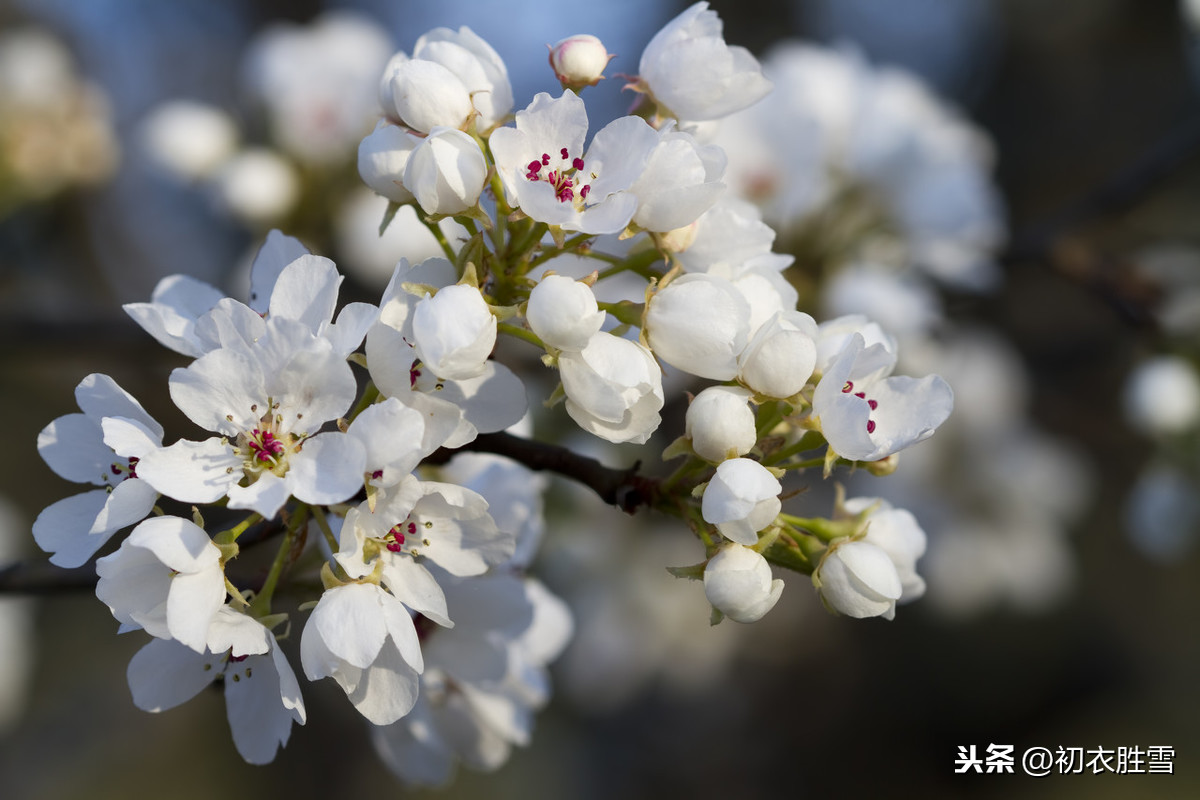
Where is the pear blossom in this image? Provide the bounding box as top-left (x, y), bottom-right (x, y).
top-left (134, 318), bottom-right (366, 520)
top-left (212, 147), bottom-right (299, 224)
top-left (242, 11), bottom-right (393, 164)
top-left (411, 26), bottom-right (513, 133)
top-left (127, 607), bottom-right (305, 764)
top-left (371, 572), bottom-right (572, 786)
top-left (814, 539), bottom-right (902, 620)
top-left (33, 374), bottom-right (161, 568)
top-left (645, 273), bottom-right (751, 380)
top-left (703, 543), bottom-right (784, 623)
top-left (843, 497), bottom-right (928, 602)
top-left (737, 310), bottom-right (819, 399)
top-left (685, 385), bottom-right (756, 462)
top-left (403, 127), bottom-right (487, 216)
top-left (525, 274), bottom-right (605, 351)
top-left (549, 34), bottom-right (612, 90)
top-left (366, 259), bottom-right (526, 448)
top-left (1122, 355), bottom-right (1200, 436)
top-left (489, 90), bottom-right (657, 234)
top-left (358, 120), bottom-right (420, 203)
top-left (812, 331), bottom-right (953, 462)
top-left (94, 516), bottom-right (227, 652)
top-left (700, 458), bottom-right (782, 545)
top-left (626, 125), bottom-right (726, 233)
top-left (411, 284), bottom-right (496, 380)
top-left (300, 581), bottom-right (424, 725)
top-left (381, 57), bottom-right (473, 134)
top-left (557, 332), bottom-right (665, 444)
top-left (637, 2), bottom-right (772, 122)
top-left (138, 100), bottom-right (238, 180)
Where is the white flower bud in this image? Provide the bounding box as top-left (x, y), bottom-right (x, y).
top-left (686, 385), bottom-right (755, 462)
top-left (844, 497), bottom-right (927, 602)
top-left (139, 100), bottom-right (237, 180)
top-left (1122, 355), bottom-right (1200, 436)
top-left (411, 284), bottom-right (496, 380)
top-left (403, 126), bottom-right (487, 215)
top-left (382, 58), bottom-right (473, 133)
top-left (526, 274), bottom-right (605, 351)
top-left (357, 120), bottom-right (419, 203)
top-left (645, 273), bottom-right (751, 380)
top-left (737, 310), bottom-right (818, 399)
top-left (704, 543), bottom-right (784, 623)
top-left (815, 540), bottom-right (902, 620)
top-left (700, 457), bottom-right (781, 546)
top-left (212, 148), bottom-right (299, 223)
top-left (558, 332), bottom-right (664, 444)
top-left (549, 34), bottom-right (612, 90)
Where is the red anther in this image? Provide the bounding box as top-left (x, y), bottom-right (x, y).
top-left (842, 381), bottom-right (854, 393)
top-left (572, 157), bottom-right (585, 171)
top-left (580, 184), bottom-right (591, 199)
top-left (866, 420), bottom-right (876, 434)
top-left (560, 147), bottom-right (569, 160)
top-left (868, 399), bottom-right (878, 410)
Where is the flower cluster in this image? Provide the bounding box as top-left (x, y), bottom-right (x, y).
top-left (32, 2), bottom-right (955, 786)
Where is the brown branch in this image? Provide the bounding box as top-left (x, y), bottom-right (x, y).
top-left (425, 431), bottom-right (661, 514)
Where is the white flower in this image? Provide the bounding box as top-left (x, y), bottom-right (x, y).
top-left (242, 11), bottom-right (393, 164)
top-left (737, 310), bottom-right (818, 399)
top-left (300, 582), bottom-right (424, 725)
top-left (127, 607), bottom-right (305, 764)
top-left (1122, 355), bottom-right (1200, 436)
top-left (135, 319), bottom-right (366, 520)
top-left (489, 91), bottom-right (657, 234)
top-left (700, 458), bottom-right (781, 546)
top-left (626, 125), bottom-right (726, 233)
top-left (358, 120), bottom-right (419, 203)
top-left (94, 516), bottom-right (226, 652)
top-left (212, 148), bottom-right (299, 224)
top-left (638, 2), bottom-right (772, 122)
top-left (549, 34), bottom-right (612, 89)
top-left (685, 385), bottom-right (756, 462)
top-left (380, 57), bottom-right (473, 134)
top-left (814, 539), bottom-right (902, 620)
top-left (403, 127), bottom-right (487, 215)
top-left (412, 26), bottom-right (512, 133)
top-left (703, 543), bottom-right (784, 623)
top-left (525, 274), bottom-right (605, 351)
top-left (138, 100), bottom-right (237, 180)
top-left (366, 260), bottom-right (527, 448)
top-left (812, 332), bottom-right (953, 462)
top-left (645, 273), bottom-right (751, 380)
top-left (412, 284), bottom-right (496, 380)
top-left (843, 497), bottom-right (928, 602)
top-left (33, 374), bottom-right (161, 568)
top-left (557, 332), bottom-right (665, 444)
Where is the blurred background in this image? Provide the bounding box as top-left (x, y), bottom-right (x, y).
top-left (2, 0), bottom-right (1200, 797)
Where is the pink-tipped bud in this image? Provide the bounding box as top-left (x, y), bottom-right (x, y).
top-left (548, 34), bottom-right (613, 90)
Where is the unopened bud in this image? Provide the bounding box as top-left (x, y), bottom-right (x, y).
top-left (549, 34), bottom-right (613, 90)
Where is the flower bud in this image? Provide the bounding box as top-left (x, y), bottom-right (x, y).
top-left (815, 539), bottom-right (902, 620)
top-left (645, 273), bottom-right (751, 380)
top-left (686, 385), bottom-right (755, 462)
top-left (381, 58), bottom-right (473, 133)
top-left (1122, 355), bottom-right (1200, 436)
top-left (212, 148), bottom-right (299, 224)
top-left (844, 497), bottom-right (927, 601)
top-left (411, 284), bottom-right (496, 380)
top-left (737, 310), bottom-right (818, 399)
top-left (549, 34), bottom-right (612, 90)
top-left (357, 120), bottom-right (419, 203)
top-left (403, 126), bottom-right (487, 215)
top-left (526, 274), bottom-right (605, 352)
top-left (700, 457), bottom-right (781, 546)
top-left (704, 543), bottom-right (784, 623)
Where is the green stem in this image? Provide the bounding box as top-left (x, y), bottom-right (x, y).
top-left (347, 381), bottom-right (380, 423)
top-left (247, 505), bottom-right (308, 617)
top-left (763, 431), bottom-right (826, 466)
top-left (310, 505), bottom-right (339, 553)
top-left (426, 218), bottom-right (457, 261)
top-left (216, 512), bottom-right (262, 545)
top-left (528, 232), bottom-right (593, 269)
top-left (497, 321), bottom-right (545, 349)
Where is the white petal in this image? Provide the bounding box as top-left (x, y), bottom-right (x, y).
top-left (381, 557), bottom-right (451, 628)
top-left (268, 254), bottom-right (342, 333)
top-left (135, 438), bottom-right (240, 504)
top-left (33, 490), bottom-right (115, 568)
top-left (313, 584), bottom-right (388, 669)
top-left (128, 637), bottom-right (219, 712)
top-left (248, 229), bottom-right (310, 314)
top-left (37, 413), bottom-right (111, 485)
top-left (227, 471), bottom-right (292, 520)
top-left (224, 644), bottom-right (305, 764)
top-left (90, 477), bottom-right (158, 535)
top-left (286, 433), bottom-right (366, 506)
top-left (344, 643), bottom-right (421, 725)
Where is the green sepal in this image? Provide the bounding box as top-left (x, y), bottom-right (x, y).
top-left (666, 561), bottom-right (706, 581)
top-left (379, 201), bottom-right (402, 236)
